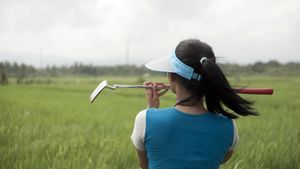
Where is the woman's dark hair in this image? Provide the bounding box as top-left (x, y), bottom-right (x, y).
top-left (174, 39), bottom-right (258, 119)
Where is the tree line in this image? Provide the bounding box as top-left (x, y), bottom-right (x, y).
top-left (0, 60), bottom-right (299, 84)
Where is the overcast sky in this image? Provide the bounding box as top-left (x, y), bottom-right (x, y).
top-left (0, 0), bottom-right (299, 67)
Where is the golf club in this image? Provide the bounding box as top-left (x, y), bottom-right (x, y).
top-left (89, 80), bottom-right (274, 103)
top-left (89, 80), bottom-right (169, 103)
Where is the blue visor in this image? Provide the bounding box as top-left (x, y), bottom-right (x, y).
top-left (145, 51), bottom-right (201, 81)
top-left (169, 51), bottom-right (201, 81)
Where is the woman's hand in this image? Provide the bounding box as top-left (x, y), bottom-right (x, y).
top-left (143, 82), bottom-right (169, 108)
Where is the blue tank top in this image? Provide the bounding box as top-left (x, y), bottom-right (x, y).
top-left (145, 108), bottom-right (234, 169)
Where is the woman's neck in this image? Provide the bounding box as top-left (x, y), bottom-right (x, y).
top-left (175, 87), bottom-right (207, 115)
top-left (175, 103), bottom-right (207, 115)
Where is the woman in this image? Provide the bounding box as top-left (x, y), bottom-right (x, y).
top-left (131, 39), bottom-right (257, 169)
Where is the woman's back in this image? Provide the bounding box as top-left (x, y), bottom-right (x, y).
top-left (133, 108), bottom-right (236, 169)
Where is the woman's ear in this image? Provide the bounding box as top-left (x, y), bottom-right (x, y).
top-left (167, 73), bottom-right (176, 94)
top-left (167, 73), bottom-right (175, 82)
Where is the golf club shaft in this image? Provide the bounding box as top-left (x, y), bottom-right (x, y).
top-left (113, 84), bottom-right (273, 95)
top-left (113, 84), bottom-right (168, 89)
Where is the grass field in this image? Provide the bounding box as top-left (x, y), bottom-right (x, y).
top-left (0, 76), bottom-right (299, 169)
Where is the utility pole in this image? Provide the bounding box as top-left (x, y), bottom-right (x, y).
top-left (126, 40), bottom-right (130, 65)
top-left (40, 48), bottom-right (43, 68)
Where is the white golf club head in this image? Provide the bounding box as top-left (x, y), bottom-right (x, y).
top-left (90, 80), bottom-right (118, 103)
top-left (90, 80), bottom-right (108, 103)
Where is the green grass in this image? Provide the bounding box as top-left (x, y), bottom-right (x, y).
top-left (0, 76), bottom-right (299, 169)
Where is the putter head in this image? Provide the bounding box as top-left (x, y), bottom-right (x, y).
top-left (90, 80), bottom-right (108, 103)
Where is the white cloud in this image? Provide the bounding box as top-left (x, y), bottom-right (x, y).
top-left (0, 0), bottom-right (299, 67)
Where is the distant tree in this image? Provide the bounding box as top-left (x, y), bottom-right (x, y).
top-left (49, 65), bottom-right (58, 76)
top-left (252, 61), bottom-right (265, 73)
top-left (16, 64), bottom-right (25, 84)
top-left (267, 60), bottom-right (280, 67)
top-left (0, 63), bottom-right (9, 85)
top-left (16, 64), bottom-right (36, 84)
top-left (1, 60), bottom-right (300, 78)
top-left (0, 71), bottom-right (9, 85)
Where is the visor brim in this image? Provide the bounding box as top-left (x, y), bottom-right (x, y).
top-left (145, 56), bottom-right (175, 73)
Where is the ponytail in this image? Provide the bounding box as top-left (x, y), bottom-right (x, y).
top-left (200, 59), bottom-right (258, 118)
top-left (174, 39), bottom-right (258, 119)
